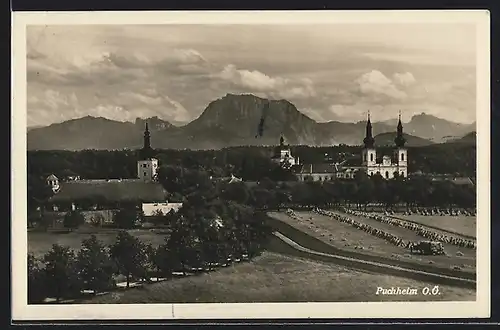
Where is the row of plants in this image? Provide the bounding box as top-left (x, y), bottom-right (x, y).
top-left (28, 199), bottom-right (271, 304)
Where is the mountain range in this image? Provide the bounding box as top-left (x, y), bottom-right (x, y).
top-left (27, 93), bottom-right (476, 151)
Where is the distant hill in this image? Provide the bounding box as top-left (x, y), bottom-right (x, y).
top-left (404, 113), bottom-right (474, 143)
top-left (27, 94), bottom-right (475, 150)
top-left (445, 131), bottom-right (476, 145)
top-left (374, 132), bottom-right (435, 147)
top-left (27, 125), bottom-right (43, 132)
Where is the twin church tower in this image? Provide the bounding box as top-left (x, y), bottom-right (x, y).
top-left (361, 111), bottom-right (408, 179)
top-left (139, 111), bottom-right (408, 182)
top-left (274, 111), bottom-right (408, 180)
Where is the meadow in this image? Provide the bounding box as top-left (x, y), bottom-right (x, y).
top-left (394, 214), bottom-right (476, 238)
top-left (79, 252), bottom-right (476, 304)
top-left (28, 229), bottom-right (169, 258)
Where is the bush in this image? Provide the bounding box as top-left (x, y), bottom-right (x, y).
top-left (77, 235), bottom-right (116, 293)
top-left (89, 213), bottom-right (105, 227)
top-left (28, 254), bottom-right (46, 304)
top-left (63, 210), bottom-right (85, 230)
top-left (109, 231), bottom-right (149, 288)
top-left (42, 244), bottom-right (82, 302)
top-left (113, 209), bottom-right (140, 229)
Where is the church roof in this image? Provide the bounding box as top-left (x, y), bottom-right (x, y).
top-left (340, 157), bottom-right (363, 167)
top-left (294, 163), bottom-right (338, 174)
top-left (48, 179), bottom-right (167, 203)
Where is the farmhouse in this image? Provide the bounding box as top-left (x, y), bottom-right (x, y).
top-left (44, 123), bottom-right (181, 224)
top-left (289, 112), bottom-right (409, 181)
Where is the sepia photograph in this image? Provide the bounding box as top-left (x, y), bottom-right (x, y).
top-left (12, 10), bottom-right (490, 320)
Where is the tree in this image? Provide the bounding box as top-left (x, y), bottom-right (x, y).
top-left (113, 209), bottom-right (139, 229)
top-left (109, 231), bottom-right (149, 288)
top-left (165, 216), bottom-right (198, 274)
top-left (28, 176), bottom-right (54, 213)
top-left (147, 244), bottom-right (173, 280)
top-left (28, 254), bottom-right (46, 304)
top-left (355, 171), bottom-right (374, 210)
top-left (76, 235), bottom-right (116, 294)
top-left (250, 187), bottom-right (276, 209)
top-left (221, 182), bottom-right (250, 204)
top-left (42, 244), bottom-right (82, 302)
top-left (63, 210), bottom-right (85, 230)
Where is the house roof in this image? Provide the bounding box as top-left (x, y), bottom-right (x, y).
top-left (48, 179), bottom-right (167, 203)
top-left (340, 157), bottom-right (363, 167)
top-left (228, 174), bottom-right (243, 183)
top-left (46, 174), bottom-right (58, 181)
top-left (450, 177), bottom-right (475, 186)
top-left (295, 163), bottom-right (338, 174)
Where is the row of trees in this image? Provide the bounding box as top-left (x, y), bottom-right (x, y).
top-left (156, 165), bottom-right (475, 211)
top-left (27, 142), bottom-right (475, 184)
top-left (219, 174), bottom-right (476, 211)
top-left (28, 162), bottom-right (475, 232)
top-left (29, 199), bottom-right (271, 303)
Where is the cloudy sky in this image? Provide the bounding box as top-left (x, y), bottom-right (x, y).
top-left (26, 23), bottom-right (476, 127)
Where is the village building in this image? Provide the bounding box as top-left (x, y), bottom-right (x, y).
top-left (271, 134), bottom-right (300, 169)
top-left (290, 112), bottom-right (409, 181)
top-left (45, 123), bottom-right (181, 225)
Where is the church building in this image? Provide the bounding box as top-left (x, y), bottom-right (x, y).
top-left (290, 112), bottom-right (408, 181)
top-left (358, 112), bottom-right (408, 179)
top-left (45, 123), bottom-right (179, 225)
top-left (271, 134), bottom-right (299, 169)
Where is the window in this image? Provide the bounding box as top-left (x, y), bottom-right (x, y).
top-left (401, 153), bottom-right (405, 161)
top-left (143, 164), bottom-right (147, 168)
top-left (143, 171), bottom-right (147, 177)
top-left (370, 153), bottom-right (374, 162)
top-left (385, 171), bottom-right (389, 179)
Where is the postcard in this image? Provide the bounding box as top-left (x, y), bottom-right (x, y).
top-left (11, 9), bottom-right (490, 321)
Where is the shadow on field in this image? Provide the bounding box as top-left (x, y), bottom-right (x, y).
top-left (265, 216), bottom-right (476, 289)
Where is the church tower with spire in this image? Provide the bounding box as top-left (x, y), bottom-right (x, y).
top-left (137, 122), bottom-right (159, 182)
top-left (361, 111), bottom-right (377, 167)
top-left (394, 111), bottom-right (408, 177)
top-left (271, 133), bottom-right (298, 169)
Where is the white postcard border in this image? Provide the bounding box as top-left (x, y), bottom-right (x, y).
top-left (11, 10), bottom-right (491, 320)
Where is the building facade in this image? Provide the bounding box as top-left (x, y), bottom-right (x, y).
top-left (358, 112), bottom-right (408, 179)
top-left (271, 134), bottom-right (299, 170)
top-left (44, 123), bottom-right (181, 225)
top-left (290, 112), bottom-right (408, 181)
top-left (137, 122), bottom-right (159, 182)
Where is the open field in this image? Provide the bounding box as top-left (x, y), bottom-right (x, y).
top-left (28, 229), bottom-right (168, 258)
top-left (268, 211), bottom-right (476, 273)
top-left (80, 252), bottom-right (475, 304)
top-left (393, 214), bottom-right (476, 238)
top-left (335, 211), bottom-right (476, 266)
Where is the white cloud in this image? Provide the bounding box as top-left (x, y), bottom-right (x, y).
top-left (217, 64), bottom-right (315, 99)
top-left (26, 25), bottom-right (476, 126)
top-left (219, 64), bottom-right (283, 91)
top-left (393, 72), bottom-right (416, 87)
top-left (355, 70), bottom-right (407, 99)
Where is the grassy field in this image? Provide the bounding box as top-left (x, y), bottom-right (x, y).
top-left (79, 252), bottom-right (475, 304)
top-left (394, 214), bottom-right (476, 238)
top-left (268, 211), bottom-right (476, 273)
top-left (28, 229), bottom-right (168, 258)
